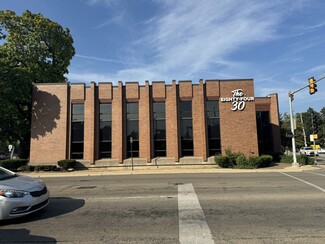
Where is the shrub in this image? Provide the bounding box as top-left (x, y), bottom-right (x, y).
top-left (245, 155), bottom-right (259, 168)
top-left (297, 154), bottom-right (314, 165)
top-left (257, 155), bottom-right (273, 168)
top-left (235, 155), bottom-right (247, 168)
top-left (216, 149), bottom-right (274, 169)
top-left (28, 165), bottom-right (35, 172)
top-left (225, 149), bottom-right (243, 167)
top-left (33, 165), bottom-right (59, 172)
top-left (280, 155), bottom-right (293, 164)
top-left (57, 159), bottom-right (77, 170)
top-left (280, 154), bottom-right (313, 165)
top-left (215, 156), bottom-right (233, 168)
top-left (0, 159), bottom-right (28, 171)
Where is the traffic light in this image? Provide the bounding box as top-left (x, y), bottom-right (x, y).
top-left (311, 112), bottom-right (319, 134)
top-left (313, 114), bottom-right (319, 134)
top-left (308, 77), bottom-right (317, 95)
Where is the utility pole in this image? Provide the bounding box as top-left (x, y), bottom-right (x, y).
top-left (288, 92), bottom-right (298, 166)
top-left (311, 113), bottom-right (317, 165)
top-left (300, 113), bottom-right (307, 147)
top-left (288, 74), bottom-right (324, 166)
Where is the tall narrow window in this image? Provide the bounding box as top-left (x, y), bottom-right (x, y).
top-left (206, 101), bottom-right (221, 156)
top-left (256, 111), bottom-right (273, 154)
top-left (153, 102), bottom-right (166, 157)
top-left (126, 103), bottom-right (139, 157)
top-left (99, 103), bottom-right (112, 158)
top-left (179, 101), bottom-right (193, 156)
top-left (71, 104), bottom-right (84, 159)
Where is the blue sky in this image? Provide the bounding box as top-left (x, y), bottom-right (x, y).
top-left (1, 0), bottom-right (325, 114)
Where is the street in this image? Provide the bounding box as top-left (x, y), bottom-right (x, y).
top-left (1, 169), bottom-right (325, 243)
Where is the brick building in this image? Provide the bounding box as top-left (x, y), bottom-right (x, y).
top-left (29, 79), bottom-right (281, 166)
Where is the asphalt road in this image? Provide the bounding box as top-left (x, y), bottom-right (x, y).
top-left (1, 170), bottom-right (325, 243)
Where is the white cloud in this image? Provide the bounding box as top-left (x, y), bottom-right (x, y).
top-left (67, 68), bottom-right (163, 85)
top-left (87, 0), bottom-right (118, 6)
top-left (74, 0), bottom-right (311, 90)
top-left (112, 0), bottom-right (310, 83)
top-left (142, 1), bottom-right (285, 74)
top-left (94, 10), bottom-right (126, 28)
top-left (308, 65), bottom-right (325, 74)
top-left (67, 71), bottom-right (108, 83)
top-left (75, 54), bottom-right (136, 65)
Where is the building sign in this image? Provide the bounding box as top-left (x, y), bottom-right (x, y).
top-left (220, 89), bottom-right (255, 111)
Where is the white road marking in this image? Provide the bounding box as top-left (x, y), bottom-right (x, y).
top-left (307, 171), bottom-right (325, 177)
top-left (281, 172), bottom-right (325, 193)
top-left (81, 195), bottom-right (177, 202)
top-left (178, 183), bottom-right (214, 244)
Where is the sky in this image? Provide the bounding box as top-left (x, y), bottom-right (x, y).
top-left (1, 0), bottom-right (325, 114)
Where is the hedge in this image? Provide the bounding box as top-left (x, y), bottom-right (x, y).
top-left (57, 159), bottom-right (77, 170)
top-left (215, 156), bottom-right (232, 168)
top-left (0, 159), bottom-right (28, 171)
top-left (215, 150), bottom-right (273, 169)
top-left (280, 154), bottom-right (313, 165)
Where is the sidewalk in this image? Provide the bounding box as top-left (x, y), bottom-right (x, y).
top-left (21, 163), bottom-right (324, 178)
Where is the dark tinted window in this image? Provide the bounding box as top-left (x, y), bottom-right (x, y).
top-left (153, 102), bottom-right (166, 157)
top-left (256, 111), bottom-right (273, 154)
top-left (206, 101), bottom-right (221, 156)
top-left (180, 101), bottom-right (193, 156)
top-left (99, 104), bottom-right (112, 158)
top-left (127, 103), bottom-right (139, 157)
top-left (71, 104), bottom-right (84, 159)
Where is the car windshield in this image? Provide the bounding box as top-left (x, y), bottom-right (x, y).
top-left (0, 168), bottom-right (17, 181)
top-left (305, 147), bottom-right (312, 150)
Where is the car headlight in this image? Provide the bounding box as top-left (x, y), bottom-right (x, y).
top-left (0, 189), bottom-right (28, 198)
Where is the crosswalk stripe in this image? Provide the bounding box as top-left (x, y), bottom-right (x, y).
top-left (178, 183), bottom-right (214, 244)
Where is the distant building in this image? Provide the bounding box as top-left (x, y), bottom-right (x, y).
top-left (29, 79), bottom-right (281, 166)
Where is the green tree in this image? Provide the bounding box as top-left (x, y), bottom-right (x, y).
top-left (320, 107), bottom-right (325, 146)
top-left (280, 112), bottom-right (292, 150)
top-left (0, 10), bottom-right (75, 157)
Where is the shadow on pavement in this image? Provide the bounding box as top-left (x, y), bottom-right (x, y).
top-left (0, 197), bottom-right (85, 226)
top-left (0, 229), bottom-right (57, 243)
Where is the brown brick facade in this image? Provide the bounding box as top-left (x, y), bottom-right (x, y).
top-left (30, 84), bottom-right (69, 163)
top-left (29, 79), bottom-right (281, 165)
top-left (219, 80), bottom-right (258, 155)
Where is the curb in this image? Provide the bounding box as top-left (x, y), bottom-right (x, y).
top-left (21, 164), bottom-right (323, 178)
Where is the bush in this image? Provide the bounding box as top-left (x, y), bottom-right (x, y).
top-left (246, 155), bottom-right (259, 168)
top-left (225, 149), bottom-right (242, 166)
top-left (280, 155), bottom-right (293, 164)
top-left (32, 165), bottom-right (59, 172)
top-left (215, 156), bottom-right (233, 168)
top-left (57, 159), bottom-right (77, 170)
top-left (0, 159), bottom-right (28, 171)
top-left (215, 149), bottom-right (274, 169)
top-left (297, 154), bottom-right (314, 165)
top-left (235, 155), bottom-right (247, 168)
top-left (280, 154), bottom-right (313, 165)
top-left (257, 155), bottom-right (273, 168)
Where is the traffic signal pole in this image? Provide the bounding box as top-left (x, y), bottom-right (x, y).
top-left (288, 92), bottom-right (298, 166)
top-left (288, 75), bottom-right (324, 166)
top-left (300, 113), bottom-right (307, 147)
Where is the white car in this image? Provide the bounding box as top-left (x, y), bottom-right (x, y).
top-left (299, 147), bottom-right (318, 156)
top-left (0, 166), bottom-right (49, 220)
top-left (317, 148), bottom-right (325, 154)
